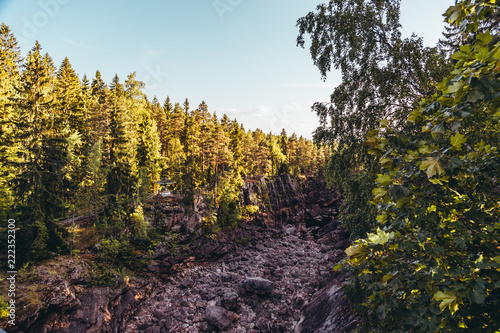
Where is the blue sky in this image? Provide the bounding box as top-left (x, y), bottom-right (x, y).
top-left (0, 0), bottom-right (451, 138)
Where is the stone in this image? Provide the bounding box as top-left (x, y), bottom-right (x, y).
top-left (205, 305), bottom-right (235, 331)
top-left (222, 291), bottom-right (239, 310)
top-left (180, 278), bottom-right (194, 288)
top-left (243, 277), bottom-right (273, 295)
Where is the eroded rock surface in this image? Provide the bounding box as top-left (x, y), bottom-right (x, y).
top-left (118, 222), bottom-right (349, 332)
top-left (7, 176), bottom-right (359, 333)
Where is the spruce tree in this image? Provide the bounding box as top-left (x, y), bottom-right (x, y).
top-left (0, 23), bottom-right (21, 222)
top-left (9, 42), bottom-right (70, 261)
top-left (102, 74), bottom-right (135, 235)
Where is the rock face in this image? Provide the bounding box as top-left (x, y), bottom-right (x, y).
top-left (295, 274), bottom-right (360, 333)
top-left (7, 176), bottom-right (358, 332)
top-left (240, 175), bottom-right (340, 229)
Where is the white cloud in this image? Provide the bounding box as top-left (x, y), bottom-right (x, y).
top-left (141, 45), bottom-right (161, 57)
top-left (61, 38), bottom-right (108, 51)
top-left (216, 102), bottom-right (319, 139)
top-left (283, 82), bottom-right (339, 88)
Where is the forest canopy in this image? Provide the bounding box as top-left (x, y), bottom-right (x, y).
top-left (0, 23), bottom-right (330, 262)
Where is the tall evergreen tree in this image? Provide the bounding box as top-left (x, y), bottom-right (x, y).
top-left (207, 117), bottom-right (232, 204)
top-left (102, 74), bottom-right (135, 235)
top-left (136, 111), bottom-right (161, 201)
top-left (229, 119), bottom-right (245, 175)
top-left (0, 23), bottom-right (22, 222)
top-left (9, 42), bottom-right (70, 261)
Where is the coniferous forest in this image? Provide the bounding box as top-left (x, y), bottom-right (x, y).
top-left (0, 22), bottom-right (331, 263)
top-left (1, 0), bottom-right (500, 332)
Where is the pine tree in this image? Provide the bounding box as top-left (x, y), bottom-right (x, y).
top-left (78, 137), bottom-right (105, 215)
top-left (9, 42), bottom-right (70, 261)
top-left (0, 23), bottom-right (22, 222)
top-left (252, 129), bottom-right (271, 175)
top-left (170, 102), bottom-right (185, 140)
top-left (242, 130), bottom-right (257, 175)
top-left (183, 111), bottom-right (202, 190)
top-left (278, 129), bottom-right (290, 174)
top-left (151, 96), bottom-right (169, 155)
top-left (268, 135), bottom-right (286, 175)
top-left (136, 111), bottom-right (161, 201)
top-left (197, 101), bottom-right (212, 177)
top-left (54, 58), bottom-right (84, 183)
top-left (207, 117), bottom-right (232, 204)
top-left (89, 71), bottom-right (109, 147)
top-left (102, 74), bottom-right (135, 235)
top-left (228, 119), bottom-right (244, 176)
top-left (0, 23), bottom-right (22, 111)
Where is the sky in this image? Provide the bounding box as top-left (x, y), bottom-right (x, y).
top-left (0, 0), bottom-right (451, 139)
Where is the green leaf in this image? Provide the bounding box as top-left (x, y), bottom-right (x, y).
top-left (450, 132), bottom-right (467, 151)
top-left (447, 81), bottom-right (464, 94)
top-left (376, 214), bottom-right (388, 223)
top-left (476, 31), bottom-right (493, 45)
top-left (381, 273), bottom-right (393, 283)
top-left (418, 145), bottom-right (432, 155)
top-left (367, 228), bottom-right (395, 245)
top-left (379, 119), bottom-right (389, 127)
top-left (452, 51), bottom-right (471, 61)
top-left (333, 262), bottom-right (344, 271)
top-left (372, 187), bottom-right (388, 201)
top-left (446, 5), bottom-right (461, 24)
top-left (420, 157), bottom-right (445, 178)
top-left (376, 174), bottom-right (391, 186)
top-left (434, 291), bottom-right (458, 313)
top-left (345, 244), bottom-right (368, 260)
top-left (379, 157), bottom-right (392, 166)
top-left (471, 286), bottom-right (485, 304)
top-left (475, 46), bottom-right (493, 62)
top-left (404, 150), bottom-right (419, 162)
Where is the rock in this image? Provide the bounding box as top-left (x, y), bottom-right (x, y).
top-left (285, 225), bottom-right (297, 235)
top-left (180, 278), bottom-right (194, 288)
top-left (256, 318), bottom-right (270, 332)
top-left (162, 316), bottom-right (177, 330)
top-left (243, 277), bottom-right (273, 295)
top-left (205, 305), bottom-right (235, 331)
top-left (222, 291), bottom-right (239, 310)
top-left (14, 176), bottom-right (354, 333)
top-left (296, 279), bottom-right (359, 333)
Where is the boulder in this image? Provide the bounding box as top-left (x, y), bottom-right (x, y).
top-left (222, 291), bottom-right (239, 310)
top-left (243, 277), bottom-right (273, 295)
top-left (205, 305), bottom-right (235, 331)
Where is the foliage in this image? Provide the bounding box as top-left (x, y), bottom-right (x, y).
top-left (163, 231), bottom-right (180, 256)
top-left (233, 235), bottom-right (250, 245)
top-left (241, 204), bottom-right (259, 220)
top-left (98, 237), bottom-right (134, 266)
top-left (0, 23), bottom-right (329, 263)
top-left (297, 0), bottom-right (452, 237)
top-left (216, 172), bottom-right (243, 229)
top-left (88, 263), bottom-right (117, 287)
top-left (130, 204), bottom-right (147, 237)
top-left (340, 1), bottom-right (500, 331)
top-left (0, 299), bottom-right (7, 319)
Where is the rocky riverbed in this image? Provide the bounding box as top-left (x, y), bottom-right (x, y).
top-left (120, 222), bottom-right (356, 332)
top-left (5, 176), bottom-right (360, 332)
